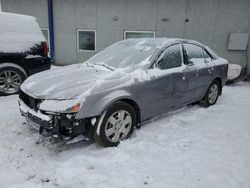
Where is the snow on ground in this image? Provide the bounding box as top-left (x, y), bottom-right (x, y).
top-left (0, 82), bottom-right (250, 188)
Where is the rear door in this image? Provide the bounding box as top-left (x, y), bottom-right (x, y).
top-left (203, 48), bottom-right (214, 82)
top-left (183, 43), bottom-right (213, 102)
top-left (145, 43), bottom-right (188, 117)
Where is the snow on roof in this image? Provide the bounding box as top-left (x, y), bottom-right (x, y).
top-left (124, 38), bottom-right (179, 46)
top-left (0, 12), bottom-right (36, 21)
top-left (0, 12), bottom-right (45, 53)
top-left (124, 37), bottom-right (205, 49)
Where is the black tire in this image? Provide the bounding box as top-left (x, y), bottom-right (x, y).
top-left (200, 80), bottom-right (220, 108)
top-left (0, 63), bottom-right (27, 96)
top-left (94, 101), bottom-right (137, 147)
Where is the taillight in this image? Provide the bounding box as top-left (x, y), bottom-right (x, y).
top-left (42, 41), bottom-right (49, 57)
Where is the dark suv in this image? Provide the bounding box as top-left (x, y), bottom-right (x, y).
top-left (0, 12), bottom-right (51, 96)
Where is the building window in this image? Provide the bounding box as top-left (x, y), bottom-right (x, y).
top-left (77, 29), bottom-right (96, 51)
top-left (124, 31), bottom-right (155, 39)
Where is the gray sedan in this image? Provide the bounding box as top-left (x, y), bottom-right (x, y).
top-left (18, 38), bottom-right (228, 147)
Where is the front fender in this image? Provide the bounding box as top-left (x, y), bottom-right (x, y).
top-left (75, 90), bottom-right (137, 119)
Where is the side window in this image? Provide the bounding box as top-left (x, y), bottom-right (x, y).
top-left (157, 44), bottom-right (183, 70)
top-left (184, 43), bottom-right (204, 65)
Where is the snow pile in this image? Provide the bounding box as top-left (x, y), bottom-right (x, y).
top-left (1, 83), bottom-right (250, 187)
top-left (0, 12), bottom-right (45, 53)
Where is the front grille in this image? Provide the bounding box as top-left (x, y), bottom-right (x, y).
top-left (19, 90), bottom-right (41, 111)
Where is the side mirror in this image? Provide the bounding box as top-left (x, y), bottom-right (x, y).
top-left (205, 58), bottom-right (213, 63)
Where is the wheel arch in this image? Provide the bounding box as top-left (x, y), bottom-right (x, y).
top-left (117, 98), bottom-right (141, 124)
top-left (93, 97), bottom-right (141, 140)
top-left (0, 62), bottom-right (28, 78)
top-left (76, 90), bottom-right (142, 125)
top-left (98, 97), bottom-right (141, 125)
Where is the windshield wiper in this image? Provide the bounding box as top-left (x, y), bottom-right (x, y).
top-left (85, 62), bottom-right (95, 68)
top-left (93, 63), bottom-right (115, 71)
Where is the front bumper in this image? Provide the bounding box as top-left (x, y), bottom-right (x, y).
top-left (19, 99), bottom-right (54, 132)
top-left (18, 99), bottom-right (92, 139)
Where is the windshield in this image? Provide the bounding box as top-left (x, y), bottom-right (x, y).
top-left (85, 39), bottom-right (161, 71)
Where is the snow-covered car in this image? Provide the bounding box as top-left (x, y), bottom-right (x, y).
top-left (0, 12), bottom-right (51, 96)
top-left (18, 38), bottom-right (228, 147)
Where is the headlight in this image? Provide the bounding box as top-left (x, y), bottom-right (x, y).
top-left (39, 99), bottom-right (84, 113)
top-left (69, 103), bottom-right (81, 113)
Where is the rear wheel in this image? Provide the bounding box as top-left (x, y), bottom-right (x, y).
top-left (200, 80), bottom-right (220, 107)
top-left (94, 102), bottom-right (136, 147)
top-left (0, 64), bottom-right (27, 96)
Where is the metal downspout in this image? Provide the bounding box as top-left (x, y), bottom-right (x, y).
top-left (48, 0), bottom-right (55, 63)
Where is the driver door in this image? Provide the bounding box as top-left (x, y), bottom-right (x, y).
top-left (144, 43), bottom-right (188, 118)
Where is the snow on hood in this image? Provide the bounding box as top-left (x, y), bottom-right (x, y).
top-left (20, 64), bottom-right (129, 100)
top-left (0, 12), bottom-right (45, 53)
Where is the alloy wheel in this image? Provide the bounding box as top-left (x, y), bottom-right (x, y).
top-left (0, 70), bottom-right (22, 94)
top-left (104, 110), bottom-right (132, 142)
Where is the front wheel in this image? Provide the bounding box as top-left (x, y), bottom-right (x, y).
top-left (200, 80), bottom-right (220, 107)
top-left (94, 102), bottom-right (137, 147)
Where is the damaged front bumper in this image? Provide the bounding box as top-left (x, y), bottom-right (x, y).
top-left (18, 99), bottom-right (94, 140)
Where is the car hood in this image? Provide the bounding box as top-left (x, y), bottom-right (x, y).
top-left (21, 64), bottom-right (127, 100)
